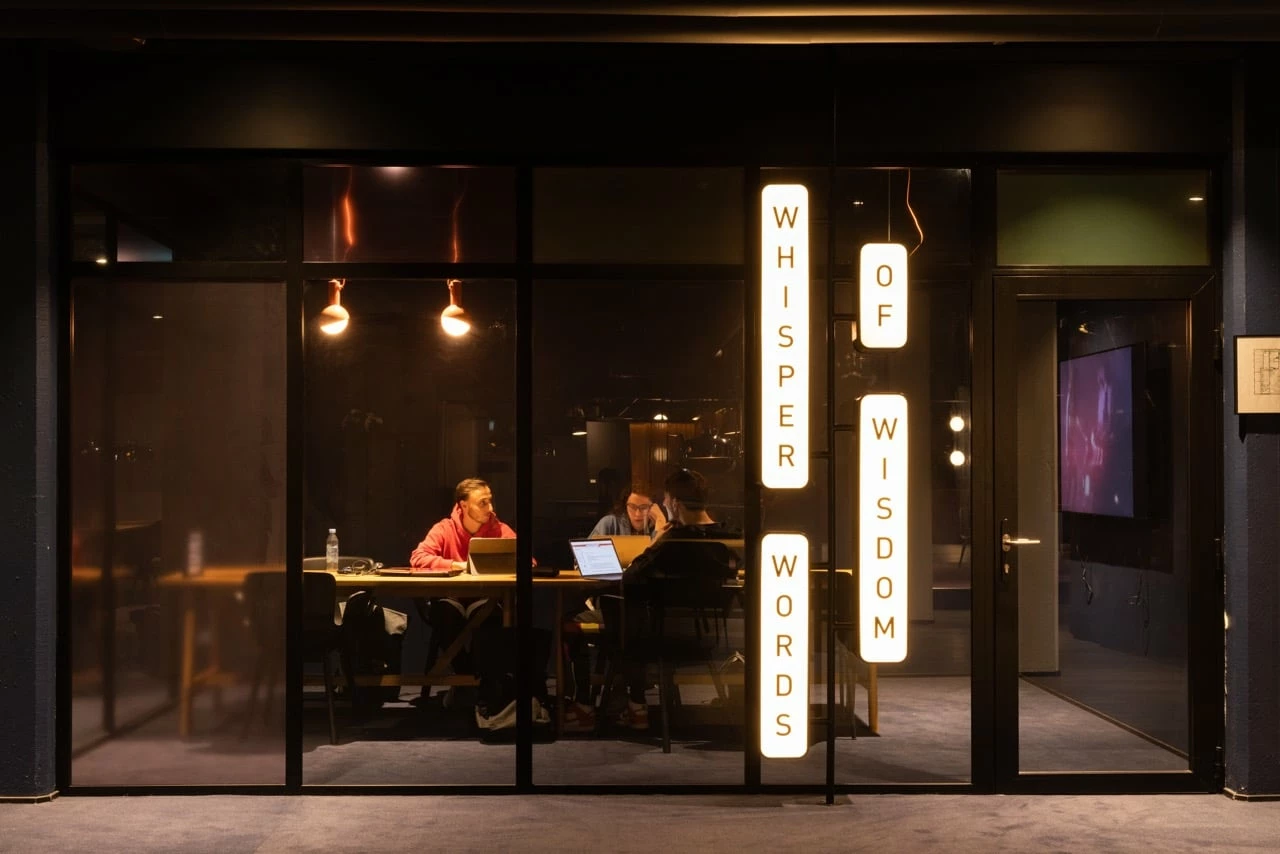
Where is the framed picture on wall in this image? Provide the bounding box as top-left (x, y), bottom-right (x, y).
top-left (1235, 335), bottom-right (1280, 414)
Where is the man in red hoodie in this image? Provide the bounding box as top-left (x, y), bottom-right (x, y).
top-left (410, 478), bottom-right (515, 678)
top-left (410, 477), bottom-right (515, 572)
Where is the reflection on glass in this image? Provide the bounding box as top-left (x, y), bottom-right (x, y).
top-left (303, 166), bottom-right (516, 263)
top-left (70, 163), bottom-right (288, 263)
top-left (1018, 300), bottom-right (1190, 772)
top-left (302, 278), bottom-right (518, 786)
top-left (531, 279), bottom-right (745, 785)
top-left (70, 280), bottom-right (286, 786)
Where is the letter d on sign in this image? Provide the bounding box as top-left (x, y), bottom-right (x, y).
top-left (760, 533), bottom-right (808, 758)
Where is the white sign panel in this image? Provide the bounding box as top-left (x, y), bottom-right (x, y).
top-left (859, 394), bottom-right (908, 663)
top-left (761, 184), bottom-right (809, 489)
top-left (760, 532), bottom-right (809, 758)
top-left (859, 243), bottom-right (908, 350)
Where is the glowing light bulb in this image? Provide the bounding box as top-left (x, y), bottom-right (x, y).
top-left (949, 450), bottom-right (966, 467)
top-left (949, 415), bottom-right (965, 432)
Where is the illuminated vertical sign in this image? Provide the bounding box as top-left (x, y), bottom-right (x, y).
top-left (760, 532), bottom-right (809, 758)
top-left (859, 243), bottom-right (908, 350)
top-left (761, 185), bottom-right (809, 489)
top-left (859, 394), bottom-right (908, 663)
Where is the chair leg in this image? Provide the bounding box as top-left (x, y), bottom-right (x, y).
top-left (241, 657), bottom-right (264, 738)
top-left (322, 649), bottom-right (339, 745)
top-left (659, 658), bottom-right (671, 754)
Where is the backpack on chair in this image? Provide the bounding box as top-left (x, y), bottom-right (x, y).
top-left (340, 590), bottom-right (404, 717)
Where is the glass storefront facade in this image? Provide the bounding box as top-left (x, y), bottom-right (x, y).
top-left (61, 152), bottom-right (1218, 793)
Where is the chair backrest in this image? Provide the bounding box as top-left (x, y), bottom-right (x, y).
top-left (302, 570), bottom-right (338, 629)
top-left (241, 571), bottom-right (286, 650)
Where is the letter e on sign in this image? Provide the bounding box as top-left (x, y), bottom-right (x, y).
top-left (859, 243), bottom-right (908, 350)
top-left (760, 532), bottom-right (809, 758)
top-left (761, 185), bottom-right (809, 489)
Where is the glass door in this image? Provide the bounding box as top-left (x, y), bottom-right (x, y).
top-left (992, 274), bottom-right (1219, 792)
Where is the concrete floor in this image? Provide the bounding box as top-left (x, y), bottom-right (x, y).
top-left (1, 793), bottom-right (1278, 853)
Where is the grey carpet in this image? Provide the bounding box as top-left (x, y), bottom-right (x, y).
top-left (2, 794), bottom-right (1278, 853)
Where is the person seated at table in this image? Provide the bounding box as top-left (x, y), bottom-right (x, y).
top-left (562, 468), bottom-right (739, 733)
top-left (589, 480), bottom-right (666, 539)
top-left (409, 477), bottom-right (514, 676)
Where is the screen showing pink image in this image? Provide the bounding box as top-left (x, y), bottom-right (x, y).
top-left (1059, 346), bottom-right (1136, 517)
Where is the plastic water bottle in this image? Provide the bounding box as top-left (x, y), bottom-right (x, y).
top-left (325, 528), bottom-right (340, 572)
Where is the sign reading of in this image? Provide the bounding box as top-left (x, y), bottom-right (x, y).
top-left (761, 184), bottom-right (809, 489)
top-left (858, 243), bottom-right (908, 350)
top-left (859, 393), bottom-right (909, 663)
top-left (759, 532), bottom-right (809, 759)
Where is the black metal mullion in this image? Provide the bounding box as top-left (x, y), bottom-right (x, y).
top-left (285, 160), bottom-right (305, 792)
top-left (743, 165), bottom-right (762, 789)
top-left (55, 151), bottom-right (74, 792)
top-left (825, 154), bottom-right (838, 805)
top-left (970, 165), bottom-right (999, 792)
top-left (514, 164), bottom-right (534, 792)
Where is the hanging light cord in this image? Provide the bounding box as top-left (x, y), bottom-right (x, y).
top-left (905, 167), bottom-right (925, 256)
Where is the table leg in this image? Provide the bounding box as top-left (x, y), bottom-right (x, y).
top-left (179, 589), bottom-right (195, 738)
top-left (554, 589), bottom-right (565, 733)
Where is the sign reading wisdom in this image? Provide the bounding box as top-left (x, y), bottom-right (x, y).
top-left (759, 532), bottom-right (809, 758)
top-left (760, 184), bottom-right (809, 489)
top-left (859, 393), bottom-right (908, 663)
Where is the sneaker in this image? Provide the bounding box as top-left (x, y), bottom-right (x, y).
top-left (616, 701), bottom-right (650, 731)
top-left (562, 703), bottom-right (596, 734)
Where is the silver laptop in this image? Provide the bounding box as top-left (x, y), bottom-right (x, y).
top-left (468, 537), bottom-right (517, 575)
top-left (569, 538), bottom-right (625, 582)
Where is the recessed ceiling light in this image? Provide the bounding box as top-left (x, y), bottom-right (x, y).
top-left (1188, 195), bottom-right (1205, 202)
top-left (95, 257), bottom-right (109, 265)
top-left (152, 314), bottom-right (163, 320)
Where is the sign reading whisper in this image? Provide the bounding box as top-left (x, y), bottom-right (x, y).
top-left (760, 185), bottom-right (809, 489)
top-left (859, 393), bottom-right (909, 663)
top-left (760, 532), bottom-right (809, 758)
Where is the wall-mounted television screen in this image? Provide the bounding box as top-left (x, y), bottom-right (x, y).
top-left (1059, 344), bottom-right (1144, 518)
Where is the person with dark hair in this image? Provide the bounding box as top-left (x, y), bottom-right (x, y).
top-left (409, 478), bottom-right (515, 681)
top-left (562, 468), bottom-right (740, 733)
top-left (588, 481), bottom-right (666, 539)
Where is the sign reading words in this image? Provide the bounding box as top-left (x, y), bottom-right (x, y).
top-left (858, 243), bottom-right (908, 350)
top-left (859, 393), bottom-right (909, 663)
top-left (759, 532), bottom-right (810, 758)
top-left (761, 184), bottom-right (809, 489)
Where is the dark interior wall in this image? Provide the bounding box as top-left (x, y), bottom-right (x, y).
top-left (49, 44), bottom-right (1230, 159)
top-left (0, 41), bottom-right (57, 799)
top-left (1224, 56), bottom-right (1280, 798)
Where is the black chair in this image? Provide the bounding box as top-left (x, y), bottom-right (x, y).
top-left (302, 571), bottom-right (342, 744)
top-left (239, 571), bottom-right (343, 744)
top-left (620, 539), bottom-right (739, 753)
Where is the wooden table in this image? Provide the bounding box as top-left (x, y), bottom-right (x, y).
top-left (156, 565), bottom-right (284, 737)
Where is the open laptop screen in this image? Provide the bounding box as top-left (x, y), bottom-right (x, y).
top-left (568, 538), bottom-right (625, 580)
top-left (468, 537), bottom-right (516, 574)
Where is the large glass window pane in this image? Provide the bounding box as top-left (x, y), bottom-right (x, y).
top-left (763, 167), bottom-right (973, 786)
top-left (1018, 299), bottom-right (1190, 772)
top-left (70, 163), bottom-right (289, 263)
top-left (301, 277), bottom-right (517, 786)
top-left (997, 171), bottom-right (1209, 266)
top-left (531, 278), bottom-right (745, 785)
top-left (70, 279), bottom-right (286, 786)
top-left (303, 166), bottom-right (516, 263)
top-left (534, 168), bottom-right (744, 263)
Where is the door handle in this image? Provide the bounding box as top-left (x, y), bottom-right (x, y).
top-left (1001, 534), bottom-right (1042, 553)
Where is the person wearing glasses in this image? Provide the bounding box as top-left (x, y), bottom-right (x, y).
top-left (588, 482), bottom-right (666, 539)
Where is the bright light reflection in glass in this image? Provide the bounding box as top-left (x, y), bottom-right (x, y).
top-left (949, 449), bottom-right (966, 467)
top-left (949, 415), bottom-right (965, 432)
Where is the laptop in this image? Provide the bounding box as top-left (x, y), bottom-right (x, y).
top-left (592, 534), bottom-right (651, 569)
top-left (569, 538), bottom-right (626, 582)
top-left (467, 537), bottom-right (517, 575)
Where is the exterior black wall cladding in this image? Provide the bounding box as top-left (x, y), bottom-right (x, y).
top-left (1, 30), bottom-right (1276, 798)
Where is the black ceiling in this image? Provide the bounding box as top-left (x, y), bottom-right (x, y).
top-left (6, 1), bottom-right (1280, 43)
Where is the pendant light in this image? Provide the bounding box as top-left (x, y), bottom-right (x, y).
top-left (440, 278), bottom-right (473, 337)
top-left (320, 278), bottom-right (349, 335)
